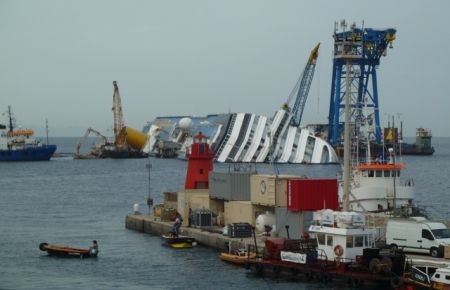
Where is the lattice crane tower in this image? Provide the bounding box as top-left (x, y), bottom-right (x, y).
top-left (112, 81), bottom-right (126, 149)
top-left (327, 21), bottom-right (396, 145)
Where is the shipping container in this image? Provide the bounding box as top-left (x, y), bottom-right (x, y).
top-left (163, 191), bottom-right (177, 210)
top-left (287, 179), bottom-right (339, 211)
top-left (209, 198), bottom-right (224, 215)
top-left (177, 190), bottom-right (210, 226)
top-left (251, 174), bottom-right (305, 207)
top-left (190, 194), bottom-right (210, 210)
top-left (209, 171), bottom-right (253, 201)
top-left (275, 207), bottom-right (314, 239)
top-left (224, 201), bottom-right (272, 226)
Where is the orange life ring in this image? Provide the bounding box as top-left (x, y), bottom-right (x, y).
top-left (334, 245), bottom-right (344, 257)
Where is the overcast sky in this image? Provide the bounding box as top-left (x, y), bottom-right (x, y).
top-left (1, 0), bottom-right (449, 137)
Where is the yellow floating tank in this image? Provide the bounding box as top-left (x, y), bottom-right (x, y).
top-left (124, 127), bottom-right (148, 150)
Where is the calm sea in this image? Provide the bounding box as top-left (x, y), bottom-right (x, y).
top-left (0, 137), bottom-right (449, 290)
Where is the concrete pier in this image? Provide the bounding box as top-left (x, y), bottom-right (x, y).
top-left (126, 215), bottom-right (450, 265)
top-left (125, 214), bottom-right (266, 251)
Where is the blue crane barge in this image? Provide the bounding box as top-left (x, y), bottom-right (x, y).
top-left (327, 22), bottom-right (396, 147)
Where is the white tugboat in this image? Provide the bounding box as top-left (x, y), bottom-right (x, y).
top-left (347, 158), bottom-right (415, 212)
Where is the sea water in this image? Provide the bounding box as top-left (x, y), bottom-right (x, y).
top-left (0, 137), bottom-right (449, 290)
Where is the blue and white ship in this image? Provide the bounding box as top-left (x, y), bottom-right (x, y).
top-left (0, 106), bottom-right (56, 161)
top-left (142, 110), bottom-right (338, 164)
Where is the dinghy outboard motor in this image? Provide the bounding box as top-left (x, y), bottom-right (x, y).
top-left (89, 240), bottom-right (99, 257)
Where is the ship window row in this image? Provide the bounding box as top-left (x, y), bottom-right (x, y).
top-left (346, 235), bottom-right (373, 248)
top-left (364, 170), bottom-right (400, 178)
top-left (316, 234), bottom-right (373, 248)
top-left (433, 274), bottom-right (450, 280)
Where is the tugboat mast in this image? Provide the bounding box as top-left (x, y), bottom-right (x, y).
top-left (7, 106), bottom-right (13, 133)
top-left (342, 59), bottom-right (351, 212)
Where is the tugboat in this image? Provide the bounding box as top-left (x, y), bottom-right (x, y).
top-left (346, 157), bottom-right (415, 212)
top-left (0, 106), bottom-right (56, 161)
top-left (245, 210), bottom-right (407, 289)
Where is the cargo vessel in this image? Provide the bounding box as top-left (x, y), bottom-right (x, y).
top-left (0, 106), bottom-right (56, 161)
top-left (401, 128), bottom-right (435, 155)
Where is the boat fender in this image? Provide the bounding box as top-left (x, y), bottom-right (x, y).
top-left (272, 266), bottom-right (281, 274)
top-left (39, 242), bottom-right (48, 251)
top-left (390, 276), bottom-right (402, 289)
top-left (334, 245), bottom-right (344, 257)
top-left (305, 271), bottom-right (313, 281)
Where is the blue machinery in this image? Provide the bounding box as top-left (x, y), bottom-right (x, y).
top-left (327, 22), bottom-right (396, 145)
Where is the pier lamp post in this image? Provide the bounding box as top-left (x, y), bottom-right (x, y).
top-left (146, 156), bottom-right (153, 215)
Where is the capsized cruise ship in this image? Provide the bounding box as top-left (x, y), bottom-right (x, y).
top-left (142, 109), bottom-right (338, 164)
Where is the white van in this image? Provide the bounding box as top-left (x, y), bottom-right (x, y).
top-left (386, 217), bottom-right (450, 257)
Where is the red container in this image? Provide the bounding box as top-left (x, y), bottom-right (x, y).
top-left (287, 179), bottom-right (338, 211)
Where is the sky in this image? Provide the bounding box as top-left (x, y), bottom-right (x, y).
top-left (1, 0), bottom-right (449, 137)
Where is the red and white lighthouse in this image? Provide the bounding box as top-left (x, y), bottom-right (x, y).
top-left (184, 132), bottom-right (214, 190)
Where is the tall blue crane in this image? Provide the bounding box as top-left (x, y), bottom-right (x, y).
top-left (327, 23), bottom-right (396, 145)
top-left (284, 43), bottom-right (320, 127)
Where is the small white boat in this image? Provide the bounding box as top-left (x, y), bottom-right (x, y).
top-left (431, 266), bottom-right (450, 290)
top-left (408, 264), bottom-right (450, 290)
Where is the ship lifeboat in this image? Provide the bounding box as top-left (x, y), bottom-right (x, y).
top-left (7, 129), bottom-right (34, 137)
top-left (39, 241), bottom-right (99, 258)
top-left (220, 249), bottom-right (256, 265)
